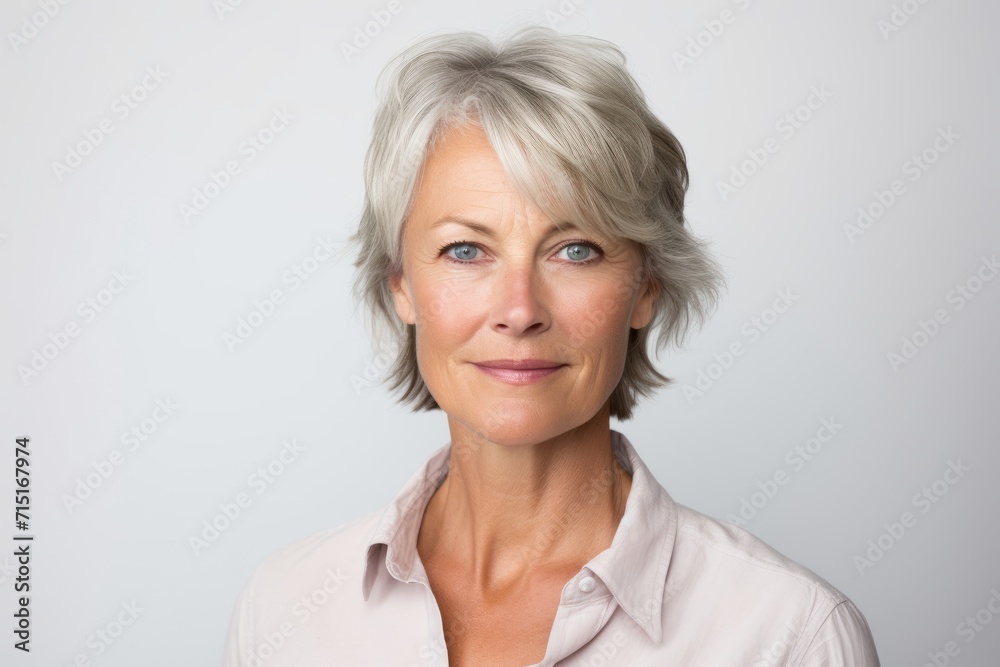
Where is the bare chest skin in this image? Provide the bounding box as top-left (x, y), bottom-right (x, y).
top-left (421, 553), bottom-right (578, 667)
top-left (413, 442), bottom-right (633, 665)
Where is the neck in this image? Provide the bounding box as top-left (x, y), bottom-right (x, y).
top-left (416, 404), bottom-right (633, 595)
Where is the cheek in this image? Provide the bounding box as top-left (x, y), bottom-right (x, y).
top-left (412, 277), bottom-right (483, 345)
top-left (557, 280), bottom-right (634, 357)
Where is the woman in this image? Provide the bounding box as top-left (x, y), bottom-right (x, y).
top-left (224, 26), bottom-right (880, 666)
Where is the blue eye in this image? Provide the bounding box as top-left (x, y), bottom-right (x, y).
top-left (559, 243), bottom-right (593, 262)
top-left (436, 239), bottom-right (605, 265)
top-left (445, 242), bottom-right (478, 261)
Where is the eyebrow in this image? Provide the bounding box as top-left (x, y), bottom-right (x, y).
top-left (429, 216), bottom-right (578, 239)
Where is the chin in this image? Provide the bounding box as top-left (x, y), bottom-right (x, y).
top-left (452, 398), bottom-right (587, 447)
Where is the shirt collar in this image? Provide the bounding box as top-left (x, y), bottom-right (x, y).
top-left (360, 429), bottom-right (677, 644)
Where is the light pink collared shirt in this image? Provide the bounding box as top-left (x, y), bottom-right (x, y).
top-left (223, 429), bottom-right (880, 666)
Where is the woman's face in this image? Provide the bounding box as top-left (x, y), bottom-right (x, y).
top-left (389, 121), bottom-right (657, 446)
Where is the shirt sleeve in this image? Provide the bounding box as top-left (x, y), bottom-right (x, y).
top-left (222, 572), bottom-right (257, 667)
top-left (794, 599), bottom-right (881, 666)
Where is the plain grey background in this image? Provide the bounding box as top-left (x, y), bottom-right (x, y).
top-left (1, 0), bottom-right (998, 665)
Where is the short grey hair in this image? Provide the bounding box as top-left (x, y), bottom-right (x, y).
top-left (345, 25), bottom-right (726, 421)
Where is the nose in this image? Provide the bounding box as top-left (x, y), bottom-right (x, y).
top-left (490, 261), bottom-right (551, 336)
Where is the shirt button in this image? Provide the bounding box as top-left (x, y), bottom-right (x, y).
top-left (578, 576), bottom-right (596, 593)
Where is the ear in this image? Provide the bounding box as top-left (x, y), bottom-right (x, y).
top-left (630, 277), bottom-right (660, 330)
top-left (389, 272), bottom-right (416, 325)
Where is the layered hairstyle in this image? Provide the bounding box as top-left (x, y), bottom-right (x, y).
top-left (345, 25), bottom-right (725, 421)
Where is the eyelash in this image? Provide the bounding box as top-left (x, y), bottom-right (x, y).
top-left (436, 239), bottom-right (606, 266)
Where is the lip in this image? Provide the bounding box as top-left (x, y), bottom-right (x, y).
top-left (474, 359), bottom-right (564, 370)
top-left (472, 359), bottom-right (567, 385)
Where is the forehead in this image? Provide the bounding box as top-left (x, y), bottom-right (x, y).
top-left (411, 122), bottom-right (524, 214)
top-left (405, 120), bottom-right (617, 248)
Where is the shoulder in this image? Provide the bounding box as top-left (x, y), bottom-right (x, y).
top-left (672, 501), bottom-right (846, 600)
top-left (242, 508), bottom-right (383, 605)
top-left (667, 502), bottom-right (880, 664)
top-left (254, 509), bottom-right (382, 579)
top-left (223, 509), bottom-right (384, 665)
